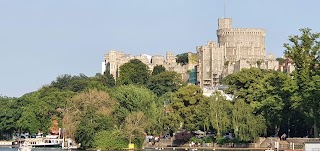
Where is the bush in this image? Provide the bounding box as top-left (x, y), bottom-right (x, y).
top-left (132, 137), bottom-right (144, 149)
top-left (216, 137), bottom-right (231, 145)
top-left (189, 137), bottom-right (202, 144)
top-left (204, 136), bottom-right (215, 143)
top-left (93, 130), bottom-right (127, 150)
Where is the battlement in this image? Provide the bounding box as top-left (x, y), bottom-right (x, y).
top-left (217, 28), bottom-right (266, 36)
top-left (103, 50), bottom-right (192, 82)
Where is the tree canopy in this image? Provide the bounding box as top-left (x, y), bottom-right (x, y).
top-left (284, 28), bottom-right (320, 137)
top-left (147, 71), bottom-right (184, 96)
top-left (117, 59), bottom-right (150, 86)
top-left (176, 53), bottom-right (188, 65)
top-left (152, 65), bottom-right (166, 75)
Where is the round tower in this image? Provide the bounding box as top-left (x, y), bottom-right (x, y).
top-left (217, 18), bottom-right (266, 63)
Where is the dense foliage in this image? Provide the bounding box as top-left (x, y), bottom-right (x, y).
top-left (1, 29), bottom-right (320, 149)
top-left (152, 65), bottom-right (166, 75)
top-left (117, 59), bottom-right (149, 85)
top-left (176, 53), bottom-right (189, 65)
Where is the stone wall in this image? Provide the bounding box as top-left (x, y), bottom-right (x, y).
top-left (103, 50), bottom-right (190, 82)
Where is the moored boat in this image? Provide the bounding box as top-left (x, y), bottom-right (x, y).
top-left (27, 135), bottom-right (63, 148)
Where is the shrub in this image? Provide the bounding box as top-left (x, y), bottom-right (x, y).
top-left (204, 136), bottom-right (215, 143)
top-left (189, 137), bottom-right (202, 144)
top-left (93, 130), bottom-right (127, 150)
top-left (132, 137), bottom-right (145, 149)
top-left (216, 137), bottom-right (231, 145)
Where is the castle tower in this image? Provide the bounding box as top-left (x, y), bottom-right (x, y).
top-left (197, 41), bottom-right (224, 88)
top-left (217, 18), bottom-right (266, 63)
top-left (104, 50), bottom-right (118, 78)
top-left (196, 18), bottom-right (269, 88)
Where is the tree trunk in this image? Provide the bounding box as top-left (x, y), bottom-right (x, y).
top-left (216, 112), bottom-right (220, 137)
top-left (311, 110), bottom-right (319, 136)
top-left (275, 125), bottom-right (280, 137)
top-left (129, 134), bottom-right (132, 144)
top-left (314, 121), bottom-right (318, 138)
top-left (313, 107), bottom-right (319, 138)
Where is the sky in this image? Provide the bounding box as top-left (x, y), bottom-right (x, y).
top-left (1, 0), bottom-right (320, 97)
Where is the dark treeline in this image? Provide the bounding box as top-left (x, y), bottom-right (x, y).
top-left (0, 28), bottom-right (320, 149)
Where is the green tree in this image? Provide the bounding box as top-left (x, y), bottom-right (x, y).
top-left (152, 65), bottom-right (166, 75)
top-left (17, 92), bottom-right (54, 134)
top-left (284, 28), bottom-right (320, 137)
top-left (158, 92), bottom-right (180, 133)
top-left (223, 68), bottom-right (266, 104)
top-left (51, 74), bottom-right (90, 92)
top-left (111, 85), bottom-right (158, 130)
top-left (0, 96), bottom-right (20, 139)
top-left (63, 89), bottom-right (116, 140)
top-left (37, 86), bottom-right (76, 121)
top-left (176, 53), bottom-right (188, 65)
top-left (232, 99), bottom-right (266, 141)
top-left (94, 72), bottom-right (116, 87)
top-left (223, 68), bottom-right (293, 137)
top-left (170, 85), bottom-right (205, 130)
top-left (208, 92), bottom-right (232, 137)
top-left (252, 71), bottom-right (295, 136)
top-left (147, 71), bottom-right (184, 97)
top-left (75, 110), bottom-right (114, 149)
top-left (105, 71), bottom-right (116, 87)
top-left (112, 85), bottom-right (157, 113)
top-left (117, 59), bottom-right (150, 85)
top-left (17, 110), bottom-right (41, 134)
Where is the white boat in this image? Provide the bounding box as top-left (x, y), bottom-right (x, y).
top-left (26, 135), bottom-right (63, 148)
top-left (18, 142), bottom-right (32, 151)
top-left (14, 135), bottom-right (63, 148)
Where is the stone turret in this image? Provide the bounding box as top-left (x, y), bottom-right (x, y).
top-left (218, 18), bottom-right (232, 29)
top-left (166, 51), bottom-right (176, 65)
top-left (217, 18), bottom-right (266, 63)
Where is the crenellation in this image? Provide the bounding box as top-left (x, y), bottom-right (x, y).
top-left (103, 50), bottom-right (193, 82)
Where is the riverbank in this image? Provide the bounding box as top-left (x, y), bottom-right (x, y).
top-left (144, 147), bottom-right (303, 151)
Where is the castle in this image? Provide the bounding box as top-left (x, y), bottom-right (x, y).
top-left (102, 18), bottom-right (279, 88)
top-left (197, 18), bottom-right (278, 88)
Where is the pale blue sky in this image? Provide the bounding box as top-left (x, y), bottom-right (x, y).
top-left (1, 0), bottom-right (319, 97)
